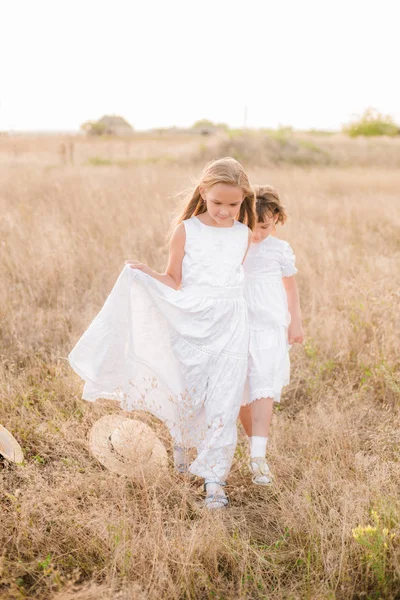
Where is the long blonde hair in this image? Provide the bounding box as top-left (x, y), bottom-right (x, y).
top-left (174, 157), bottom-right (256, 230)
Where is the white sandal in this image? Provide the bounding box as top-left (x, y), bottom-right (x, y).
top-left (204, 481), bottom-right (229, 510)
top-left (250, 457), bottom-right (273, 486)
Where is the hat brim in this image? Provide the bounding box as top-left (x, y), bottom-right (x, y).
top-left (89, 415), bottom-right (168, 481)
top-left (0, 425), bottom-right (24, 464)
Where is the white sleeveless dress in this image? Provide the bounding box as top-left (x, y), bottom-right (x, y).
top-left (243, 235), bottom-right (297, 404)
top-left (69, 216), bottom-right (250, 482)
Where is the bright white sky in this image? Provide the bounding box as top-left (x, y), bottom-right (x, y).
top-left (1, 0), bottom-right (399, 132)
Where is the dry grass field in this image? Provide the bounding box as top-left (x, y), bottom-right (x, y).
top-left (1, 132), bottom-right (399, 599)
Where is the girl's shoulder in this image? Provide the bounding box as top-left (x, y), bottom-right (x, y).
top-left (270, 235), bottom-right (290, 246)
top-left (269, 236), bottom-right (294, 252)
top-left (272, 237), bottom-right (297, 276)
top-left (182, 216), bottom-right (199, 226)
top-left (234, 220), bottom-right (251, 241)
top-left (234, 220), bottom-right (250, 231)
top-left (182, 216), bottom-right (202, 235)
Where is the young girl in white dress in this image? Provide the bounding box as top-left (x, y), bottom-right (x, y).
top-left (239, 185), bottom-right (304, 485)
top-left (68, 157), bottom-right (255, 509)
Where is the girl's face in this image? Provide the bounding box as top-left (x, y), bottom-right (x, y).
top-left (201, 183), bottom-right (244, 227)
top-left (251, 214), bottom-right (278, 243)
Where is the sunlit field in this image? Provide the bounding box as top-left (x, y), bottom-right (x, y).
top-left (1, 132), bottom-right (399, 599)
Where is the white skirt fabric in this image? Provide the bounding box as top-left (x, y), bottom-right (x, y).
top-left (242, 325), bottom-right (290, 404)
top-left (243, 274), bottom-right (291, 405)
top-left (69, 265), bottom-right (249, 482)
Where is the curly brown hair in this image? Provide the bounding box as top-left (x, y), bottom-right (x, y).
top-left (254, 184), bottom-right (287, 225)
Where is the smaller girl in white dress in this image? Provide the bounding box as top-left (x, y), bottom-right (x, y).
top-left (239, 185), bottom-right (304, 485)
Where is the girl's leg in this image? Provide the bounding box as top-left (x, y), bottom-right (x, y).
top-left (248, 396), bottom-right (275, 485)
top-left (239, 396), bottom-right (274, 440)
top-left (250, 396), bottom-right (274, 461)
top-left (239, 404), bottom-right (253, 437)
top-left (251, 396), bottom-right (274, 437)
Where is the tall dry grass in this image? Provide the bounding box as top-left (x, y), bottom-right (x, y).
top-left (0, 136), bottom-right (400, 599)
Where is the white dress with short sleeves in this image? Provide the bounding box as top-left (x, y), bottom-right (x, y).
top-left (243, 236), bottom-right (297, 404)
top-left (69, 216), bottom-right (249, 482)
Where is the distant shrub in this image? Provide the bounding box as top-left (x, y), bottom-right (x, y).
top-left (81, 121), bottom-right (107, 136)
top-left (191, 119), bottom-right (229, 132)
top-left (192, 119), bottom-right (214, 129)
top-left (344, 108), bottom-right (399, 137)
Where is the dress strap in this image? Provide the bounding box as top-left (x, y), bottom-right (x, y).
top-left (183, 216), bottom-right (200, 231)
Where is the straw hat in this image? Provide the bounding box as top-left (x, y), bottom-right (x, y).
top-left (0, 424), bottom-right (24, 464)
top-left (89, 415), bottom-right (168, 481)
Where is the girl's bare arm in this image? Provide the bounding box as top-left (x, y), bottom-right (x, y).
top-left (126, 223), bottom-right (186, 290)
top-left (283, 275), bottom-right (304, 344)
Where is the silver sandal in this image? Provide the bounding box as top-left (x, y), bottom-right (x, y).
top-left (250, 457), bottom-right (273, 486)
top-left (204, 481), bottom-right (229, 510)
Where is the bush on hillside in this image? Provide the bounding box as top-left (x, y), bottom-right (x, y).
top-left (191, 119), bottom-right (229, 132)
top-left (80, 120), bottom-right (107, 136)
top-left (344, 108), bottom-right (399, 137)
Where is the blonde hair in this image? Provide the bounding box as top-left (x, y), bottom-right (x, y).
top-left (174, 157), bottom-right (256, 230)
top-left (254, 184), bottom-right (287, 225)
